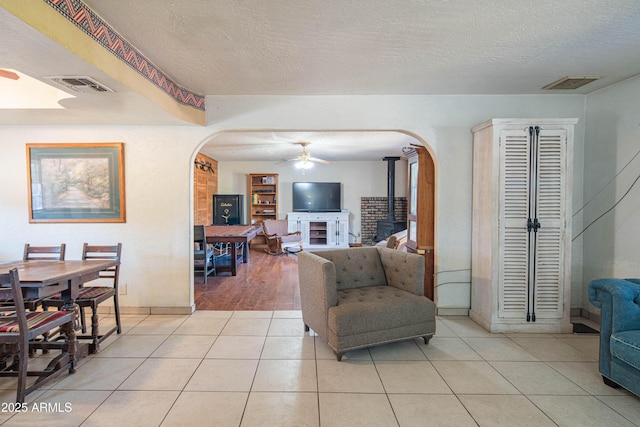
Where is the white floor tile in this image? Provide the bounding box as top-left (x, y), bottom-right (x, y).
top-left (548, 361), bottom-right (631, 396)
top-left (509, 336), bottom-right (596, 361)
top-left (317, 359), bottom-right (385, 393)
top-left (368, 340), bottom-right (428, 361)
top-left (161, 391), bottom-right (248, 427)
top-left (530, 395), bottom-right (637, 427)
top-left (14, 313), bottom-right (640, 427)
top-left (490, 361), bottom-right (588, 395)
top-left (241, 392), bottom-right (319, 427)
top-left (81, 390), bottom-right (180, 427)
top-left (252, 359), bottom-right (317, 392)
top-left (150, 334), bottom-right (216, 358)
top-left (52, 357), bottom-right (144, 391)
top-left (261, 336), bottom-right (316, 360)
top-left (459, 395), bottom-right (557, 426)
top-left (4, 390), bottom-right (111, 427)
top-left (267, 318), bottom-right (307, 336)
top-left (221, 318), bottom-right (271, 336)
top-left (184, 359), bottom-right (259, 392)
top-left (206, 335), bottom-right (265, 359)
top-left (118, 358), bottom-right (200, 391)
top-left (463, 337), bottom-right (540, 361)
top-left (375, 360), bottom-right (451, 394)
top-left (319, 393), bottom-right (398, 427)
top-left (389, 394), bottom-right (477, 427)
top-left (432, 360), bottom-right (520, 394)
top-left (420, 337), bottom-right (483, 361)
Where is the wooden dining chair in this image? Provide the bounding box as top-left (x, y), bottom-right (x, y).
top-left (22, 244), bottom-right (66, 312)
top-left (43, 243), bottom-right (122, 353)
top-left (23, 243), bottom-right (66, 261)
top-left (194, 225), bottom-right (215, 284)
top-left (0, 268), bottom-right (75, 403)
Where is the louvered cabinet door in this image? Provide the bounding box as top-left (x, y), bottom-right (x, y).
top-left (498, 129), bottom-right (530, 319)
top-left (532, 129), bottom-right (567, 319)
top-left (497, 127), bottom-right (568, 320)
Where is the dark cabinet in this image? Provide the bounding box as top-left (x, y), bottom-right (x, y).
top-left (213, 194), bottom-right (244, 225)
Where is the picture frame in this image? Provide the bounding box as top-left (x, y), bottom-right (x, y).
top-left (26, 143), bottom-right (125, 223)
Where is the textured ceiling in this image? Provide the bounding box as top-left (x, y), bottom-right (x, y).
top-left (2, 1), bottom-right (640, 159)
top-left (85, 0), bottom-right (640, 95)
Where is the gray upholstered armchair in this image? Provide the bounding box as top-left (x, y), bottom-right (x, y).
top-left (298, 246), bottom-right (436, 360)
top-left (588, 278), bottom-right (640, 397)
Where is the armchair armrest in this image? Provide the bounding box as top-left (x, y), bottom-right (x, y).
top-left (589, 278), bottom-right (640, 334)
top-left (298, 251), bottom-right (338, 338)
top-left (377, 247), bottom-right (425, 296)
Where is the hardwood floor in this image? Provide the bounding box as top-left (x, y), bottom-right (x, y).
top-left (194, 248), bottom-right (301, 311)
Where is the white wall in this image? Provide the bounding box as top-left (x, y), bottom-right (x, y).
top-left (0, 94), bottom-right (587, 312)
top-left (0, 125), bottom-right (211, 312)
top-left (217, 159), bottom-right (408, 243)
top-left (582, 76), bottom-right (640, 311)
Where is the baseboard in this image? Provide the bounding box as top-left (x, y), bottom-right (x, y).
top-left (437, 308), bottom-right (470, 316)
top-left (579, 308), bottom-right (601, 325)
top-left (97, 306), bottom-right (195, 315)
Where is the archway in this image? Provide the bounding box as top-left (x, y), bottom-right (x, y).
top-left (190, 130), bottom-right (437, 309)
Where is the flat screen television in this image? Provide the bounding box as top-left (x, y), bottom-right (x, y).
top-left (292, 182), bottom-right (341, 212)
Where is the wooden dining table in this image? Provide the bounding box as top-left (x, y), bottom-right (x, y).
top-left (205, 225), bottom-right (261, 276)
top-left (0, 259), bottom-right (120, 368)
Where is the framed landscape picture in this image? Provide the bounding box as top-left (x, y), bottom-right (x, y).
top-left (26, 143), bottom-right (125, 223)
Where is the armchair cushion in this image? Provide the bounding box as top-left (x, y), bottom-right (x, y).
top-left (611, 331), bottom-right (640, 371)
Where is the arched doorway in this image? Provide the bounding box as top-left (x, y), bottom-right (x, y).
top-left (191, 130), bottom-right (437, 309)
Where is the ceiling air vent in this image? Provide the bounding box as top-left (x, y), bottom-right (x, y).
top-left (543, 76), bottom-right (601, 90)
top-left (46, 76), bottom-right (114, 93)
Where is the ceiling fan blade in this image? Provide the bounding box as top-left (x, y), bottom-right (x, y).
top-left (0, 69), bottom-right (19, 80)
top-left (309, 157), bottom-right (332, 165)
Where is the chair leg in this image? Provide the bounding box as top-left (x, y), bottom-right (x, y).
top-left (113, 294), bottom-right (122, 334)
top-left (17, 341), bottom-right (28, 404)
top-left (79, 306), bottom-right (87, 334)
top-left (602, 376), bottom-right (621, 389)
top-left (90, 304), bottom-right (100, 350)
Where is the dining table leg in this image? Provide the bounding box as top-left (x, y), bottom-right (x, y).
top-left (61, 277), bottom-right (83, 373)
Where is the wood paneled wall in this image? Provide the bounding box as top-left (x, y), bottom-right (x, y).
top-left (194, 153), bottom-right (218, 225)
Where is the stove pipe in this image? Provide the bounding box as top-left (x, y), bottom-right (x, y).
top-left (383, 156), bottom-right (400, 221)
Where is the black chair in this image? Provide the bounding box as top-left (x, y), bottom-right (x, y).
top-left (0, 268), bottom-right (75, 403)
top-left (43, 244), bottom-right (122, 353)
top-left (194, 226), bottom-right (215, 284)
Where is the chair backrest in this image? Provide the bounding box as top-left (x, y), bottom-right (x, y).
top-left (262, 220), bottom-right (288, 236)
top-left (0, 268), bottom-right (27, 337)
top-left (82, 243), bottom-right (122, 286)
top-left (23, 243), bottom-right (66, 261)
top-left (316, 247), bottom-right (388, 291)
top-left (194, 225), bottom-right (206, 249)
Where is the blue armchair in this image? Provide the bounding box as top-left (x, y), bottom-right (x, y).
top-left (588, 278), bottom-right (640, 397)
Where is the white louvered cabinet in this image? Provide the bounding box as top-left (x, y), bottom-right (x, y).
top-left (470, 119), bottom-right (577, 333)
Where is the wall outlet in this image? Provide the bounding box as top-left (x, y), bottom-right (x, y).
top-left (119, 283), bottom-right (127, 295)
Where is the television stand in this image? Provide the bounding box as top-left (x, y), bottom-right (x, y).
top-left (287, 211), bottom-right (349, 249)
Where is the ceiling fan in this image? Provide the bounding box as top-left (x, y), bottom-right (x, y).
top-left (0, 69), bottom-right (19, 80)
top-left (284, 142), bottom-right (332, 169)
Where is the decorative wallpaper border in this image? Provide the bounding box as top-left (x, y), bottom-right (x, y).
top-left (45, 0), bottom-right (205, 111)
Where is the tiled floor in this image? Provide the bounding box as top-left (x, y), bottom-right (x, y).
top-left (1, 312), bottom-right (639, 426)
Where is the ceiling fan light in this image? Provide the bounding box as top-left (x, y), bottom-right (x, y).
top-left (296, 160), bottom-right (313, 169)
